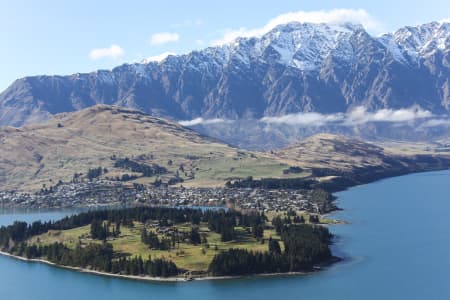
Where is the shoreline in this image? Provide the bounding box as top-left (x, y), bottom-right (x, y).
top-left (2, 170), bottom-right (445, 283)
top-left (0, 250), bottom-right (339, 283)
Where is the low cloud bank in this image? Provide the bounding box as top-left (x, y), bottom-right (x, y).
top-left (420, 118), bottom-right (450, 127)
top-left (179, 118), bottom-right (232, 126)
top-left (261, 106), bottom-right (433, 126)
top-left (345, 106), bottom-right (432, 125)
top-left (261, 112), bottom-right (343, 126)
top-left (178, 106), bottom-right (450, 128)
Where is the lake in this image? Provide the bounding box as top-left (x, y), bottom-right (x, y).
top-left (1, 170), bottom-right (450, 299)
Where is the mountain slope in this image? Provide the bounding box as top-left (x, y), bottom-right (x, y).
top-left (274, 133), bottom-right (388, 170)
top-left (0, 105), bottom-right (291, 191)
top-left (1, 106), bottom-right (449, 193)
top-left (0, 21), bottom-right (449, 130)
top-left (273, 133), bottom-right (450, 194)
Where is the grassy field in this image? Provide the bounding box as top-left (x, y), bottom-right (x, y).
top-left (188, 152), bottom-right (309, 187)
top-left (28, 220), bottom-right (284, 272)
top-left (27, 208), bottom-right (340, 272)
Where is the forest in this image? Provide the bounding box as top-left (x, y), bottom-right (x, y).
top-left (113, 157), bottom-right (167, 177)
top-left (209, 224), bottom-right (332, 276)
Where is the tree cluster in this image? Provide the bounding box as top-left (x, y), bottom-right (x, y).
top-left (87, 167), bottom-right (106, 180)
top-left (272, 214), bottom-right (305, 235)
top-left (207, 213), bottom-right (236, 242)
top-left (189, 227), bottom-right (201, 245)
top-left (114, 158), bottom-right (167, 177)
top-left (208, 248), bottom-right (288, 276)
top-left (209, 224), bottom-right (332, 276)
top-left (90, 220), bottom-right (120, 240)
top-left (225, 176), bottom-right (316, 189)
top-left (141, 228), bottom-right (173, 250)
top-left (282, 166), bottom-right (303, 174)
top-left (111, 256), bottom-right (178, 277)
top-left (15, 241), bottom-right (177, 277)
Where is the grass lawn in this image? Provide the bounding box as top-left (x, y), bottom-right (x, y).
top-left (191, 153), bottom-right (309, 186)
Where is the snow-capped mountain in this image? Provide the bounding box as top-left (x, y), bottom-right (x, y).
top-left (0, 21), bottom-right (449, 142)
top-left (389, 21), bottom-right (449, 57)
top-left (223, 22), bottom-right (360, 70)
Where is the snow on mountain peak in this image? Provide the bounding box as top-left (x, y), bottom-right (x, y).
top-left (388, 21), bottom-right (450, 58)
top-left (251, 22), bottom-right (361, 70)
top-left (141, 52), bottom-right (176, 64)
top-left (134, 21), bottom-right (449, 76)
top-left (207, 22), bottom-right (362, 71)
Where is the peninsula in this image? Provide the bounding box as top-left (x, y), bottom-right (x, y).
top-left (0, 206), bottom-right (335, 280)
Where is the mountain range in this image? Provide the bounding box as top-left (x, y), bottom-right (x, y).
top-left (0, 21), bottom-right (449, 148)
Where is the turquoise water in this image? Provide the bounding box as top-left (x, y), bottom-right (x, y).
top-left (1, 170), bottom-right (450, 299)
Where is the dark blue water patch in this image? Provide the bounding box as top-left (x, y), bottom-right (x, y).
top-left (0, 209), bottom-right (76, 227)
top-left (0, 205), bottom-right (226, 227)
top-left (1, 170), bottom-right (450, 299)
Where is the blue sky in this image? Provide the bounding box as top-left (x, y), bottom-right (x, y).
top-left (0, 0), bottom-right (448, 91)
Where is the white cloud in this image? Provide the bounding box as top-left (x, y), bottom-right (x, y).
top-left (212, 28), bottom-right (251, 46)
top-left (179, 107), bottom-right (433, 128)
top-left (345, 106), bottom-right (432, 125)
top-left (212, 9), bottom-right (382, 45)
top-left (420, 118), bottom-right (450, 127)
top-left (261, 112), bottom-right (343, 126)
top-left (150, 32), bottom-right (180, 45)
top-left (143, 52), bottom-right (176, 63)
top-left (179, 118), bottom-right (232, 126)
top-left (89, 44), bottom-right (124, 60)
top-left (260, 106), bottom-right (433, 127)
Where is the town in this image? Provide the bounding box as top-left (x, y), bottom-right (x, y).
top-left (0, 180), bottom-right (335, 214)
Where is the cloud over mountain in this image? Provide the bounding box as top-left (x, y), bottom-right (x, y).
top-left (150, 32), bottom-right (180, 45)
top-left (143, 52), bottom-right (176, 63)
top-left (179, 118), bottom-right (232, 126)
top-left (89, 44), bottom-right (124, 60)
top-left (213, 8), bottom-right (382, 45)
top-left (261, 107), bottom-right (433, 127)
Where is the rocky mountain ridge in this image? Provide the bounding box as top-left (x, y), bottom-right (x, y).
top-left (0, 21), bottom-right (449, 149)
